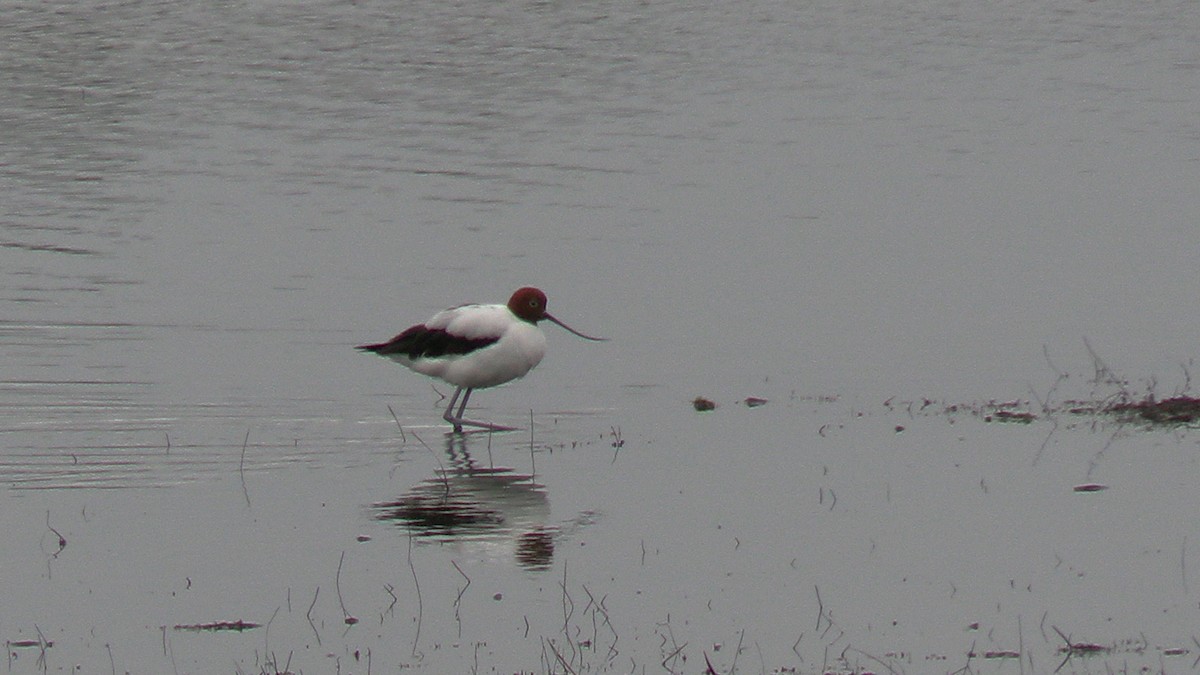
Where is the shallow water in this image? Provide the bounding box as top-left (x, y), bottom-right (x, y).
top-left (3, 0), bottom-right (1200, 672)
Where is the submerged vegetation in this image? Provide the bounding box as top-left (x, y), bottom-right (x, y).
top-left (694, 342), bottom-right (1200, 433)
top-left (925, 341), bottom-right (1200, 431)
top-left (946, 392), bottom-right (1200, 428)
top-left (1104, 394), bottom-right (1200, 425)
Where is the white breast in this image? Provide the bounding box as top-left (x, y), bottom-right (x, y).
top-left (440, 320), bottom-right (547, 389)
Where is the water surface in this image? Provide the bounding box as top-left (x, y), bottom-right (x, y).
top-left (3, 0), bottom-right (1200, 672)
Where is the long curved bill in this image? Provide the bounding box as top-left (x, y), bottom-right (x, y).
top-left (544, 313), bottom-right (608, 341)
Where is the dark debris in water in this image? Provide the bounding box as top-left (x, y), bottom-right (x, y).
top-left (6, 639), bottom-right (53, 648)
top-left (938, 400), bottom-right (1039, 424)
top-left (690, 395), bottom-right (768, 411)
top-left (172, 619), bottom-right (260, 632)
top-left (935, 393), bottom-right (1200, 430)
top-left (1106, 395), bottom-right (1200, 424)
top-left (985, 409), bottom-right (1037, 423)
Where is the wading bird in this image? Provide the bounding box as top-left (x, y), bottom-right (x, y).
top-left (357, 287), bottom-right (606, 432)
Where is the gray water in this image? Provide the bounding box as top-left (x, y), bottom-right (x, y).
top-left (4, 0), bottom-right (1200, 672)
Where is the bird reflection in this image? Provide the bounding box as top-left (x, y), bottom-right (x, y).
top-left (374, 435), bottom-right (556, 570)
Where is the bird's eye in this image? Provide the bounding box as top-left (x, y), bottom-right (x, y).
top-left (529, 299), bottom-right (538, 307)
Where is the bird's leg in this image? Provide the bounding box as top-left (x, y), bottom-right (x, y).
top-left (455, 388), bottom-right (472, 421)
top-left (443, 387), bottom-right (518, 433)
top-left (443, 387), bottom-right (465, 433)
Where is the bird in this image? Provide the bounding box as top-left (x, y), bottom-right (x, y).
top-left (357, 287), bottom-right (606, 433)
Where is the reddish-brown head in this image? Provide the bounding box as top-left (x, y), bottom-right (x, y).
top-left (506, 287), bottom-right (607, 341)
top-left (507, 287), bottom-right (549, 323)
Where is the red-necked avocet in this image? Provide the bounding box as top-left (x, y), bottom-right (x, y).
top-left (357, 287), bottom-right (606, 432)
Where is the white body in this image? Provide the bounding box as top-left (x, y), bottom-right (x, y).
top-left (390, 303), bottom-right (547, 389)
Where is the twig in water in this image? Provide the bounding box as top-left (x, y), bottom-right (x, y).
top-left (1035, 344), bottom-right (1069, 414)
top-left (814, 585), bottom-right (824, 631)
top-left (1083, 337), bottom-right (1131, 401)
top-left (656, 614), bottom-right (688, 673)
top-left (580, 584), bottom-right (620, 666)
top-left (661, 641), bottom-right (687, 673)
top-left (166, 624), bottom-right (179, 675)
top-left (451, 560), bottom-right (471, 638)
top-left (336, 551), bottom-right (357, 626)
top-left (34, 624), bottom-right (50, 672)
top-left (814, 585), bottom-right (844, 645)
top-left (1050, 625), bottom-right (1107, 673)
top-left (543, 636), bottom-right (578, 675)
top-left (1031, 416), bottom-right (1058, 467)
top-left (1177, 359), bottom-right (1195, 396)
top-left (408, 533), bottom-right (423, 658)
top-left (484, 426), bottom-right (494, 468)
top-left (263, 605), bottom-right (280, 659)
top-left (1018, 614), bottom-right (1025, 675)
top-left (730, 628), bottom-right (744, 673)
top-left (42, 510), bottom-right (66, 580)
top-left (306, 587), bottom-right (321, 645)
top-left (1085, 429), bottom-right (1122, 479)
top-left (1052, 626), bottom-right (1072, 673)
top-left (44, 510), bottom-right (66, 557)
top-left (560, 561), bottom-right (575, 636)
top-left (408, 429), bottom-right (448, 495)
top-left (239, 430), bottom-right (251, 508)
top-left (386, 405), bottom-right (408, 444)
top-left (950, 640), bottom-right (974, 675)
top-left (383, 583), bottom-right (398, 618)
